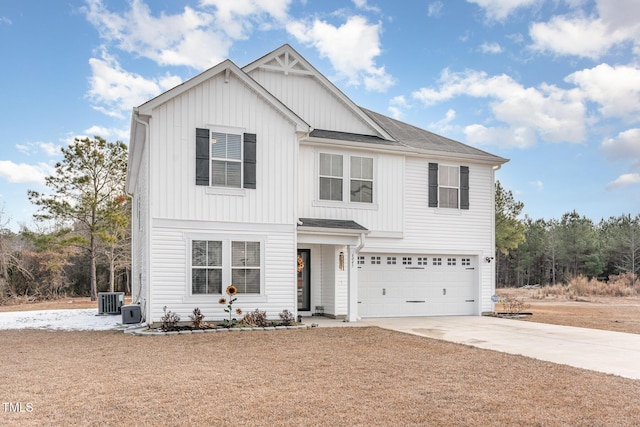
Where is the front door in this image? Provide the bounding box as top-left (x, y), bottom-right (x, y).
top-left (297, 249), bottom-right (311, 311)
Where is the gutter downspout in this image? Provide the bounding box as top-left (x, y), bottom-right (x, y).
top-left (346, 232), bottom-right (367, 322)
top-left (133, 110), bottom-right (151, 325)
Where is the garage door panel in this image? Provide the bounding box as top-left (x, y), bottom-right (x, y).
top-left (359, 254), bottom-right (477, 317)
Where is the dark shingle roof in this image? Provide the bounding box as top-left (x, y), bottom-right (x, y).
top-left (309, 129), bottom-right (400, 146)
top-left (361, 108), bottom-right (507, 162)
top-left (298, 218), bottom-right (368, 232)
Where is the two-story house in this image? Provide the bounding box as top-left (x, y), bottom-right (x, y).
top-left (126, 44), bottom-right (508, 325)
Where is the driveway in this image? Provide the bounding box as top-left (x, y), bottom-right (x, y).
top-left (358, 316), bottom-right (640, 380)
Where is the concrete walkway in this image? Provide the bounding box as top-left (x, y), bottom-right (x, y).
top-left (307, 316), bottom-right (640, 380)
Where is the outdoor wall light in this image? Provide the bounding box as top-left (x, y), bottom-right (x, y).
top-left (485, 256), bottom-right (494, 263)
top-left (339, 251), bottom-right (345, 271)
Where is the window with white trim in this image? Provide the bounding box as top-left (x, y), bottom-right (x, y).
top-left (319, 153), bottom-right (343, 201)
top-left (211, 131), bottom-right (242, 188)
top-left (350, 156), bottom-right (373, 203)
top-left (433, 257), bottom-right (442, 266)
top-left (387, 256), bottom-right (396, 265)
top-left (439, 165), bottom-right (460, 209)
top-left (190, 239), bottom-right (261, 295)
top-left (318, 153), bottom-right (374, 204)
top-left (231, 241), bottom-right (261, 294)
top-left (192, 240), bottom-right (222, 294)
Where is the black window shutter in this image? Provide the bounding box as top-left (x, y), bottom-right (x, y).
top-left (428, 163), bottom-right (438, 208)
top-left (195, 128), bottom-right (210, 186)
top-left (243, 133), bottom-right (257, 189)
top-left (460, 166), bottom-right (469, 210)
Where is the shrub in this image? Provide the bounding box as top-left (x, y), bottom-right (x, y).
top-left (278, 309), bottom-right (295, 326)
top-left (160, 306), bottom-right (180, 331)
top-left (499, 296), bottom-right (529, 315)
top-left (190, 307), bottom-right (206, 329)
top-left (240, 309), bottom-right (268, 327)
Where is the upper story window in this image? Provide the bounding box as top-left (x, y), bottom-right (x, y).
top-left (211, 132), bottom-right (242, 188)
top-left (350, 156), bottom-right (373, 203)
top-left (319, 153), bottom-right (343, 201)
top-left (195, 128), bottom-right (256, 190)
top-left (439, 165), bottom-right (460, 209)
top-left (428, 163), bottom-right (469, 210)
top-left (319, 152), bottom-right (374, 204)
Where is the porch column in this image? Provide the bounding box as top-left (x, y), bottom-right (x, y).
top-left (346, 244), bottom-right (358, 322)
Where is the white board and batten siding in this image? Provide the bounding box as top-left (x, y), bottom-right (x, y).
top-left (148, 72), bottom-right (298, 225)
top-left (143, 71), bottom-right (300, 324)
top-left (248, 69), bottom-right (373, 136)
top-left (296, 145), bottom-right (405, 235)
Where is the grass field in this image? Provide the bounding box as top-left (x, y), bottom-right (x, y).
top-left (0, 292), bottom-right (639, 426)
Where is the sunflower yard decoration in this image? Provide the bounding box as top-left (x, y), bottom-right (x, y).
top-left (220, 285), bottom-right (242, 327)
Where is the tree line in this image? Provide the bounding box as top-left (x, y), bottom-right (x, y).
top-left (0, 136), bottom-right (130, 303)
top-left (0, 136), bottom-right (638, 303)
top-left (495, 182), bottom-right (639, 288)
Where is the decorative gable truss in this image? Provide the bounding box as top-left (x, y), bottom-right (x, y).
top-left (257, 49), bottom-right (314, 76)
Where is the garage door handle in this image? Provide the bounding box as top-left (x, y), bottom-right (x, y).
top-left (465, 299), bottom-right (475, 302)
top-left (406, 300), bottom-right (426, 303)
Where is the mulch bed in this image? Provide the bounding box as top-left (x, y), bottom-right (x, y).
top-left (1, 327), bottom-right (639, 426)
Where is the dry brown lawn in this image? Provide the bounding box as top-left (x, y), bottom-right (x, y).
top-left (1, 295), bottom-right (639, 426)
top-left (497, 288), bottom-right (640, 334)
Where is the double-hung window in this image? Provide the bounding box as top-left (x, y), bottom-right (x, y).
top-left (192, 240), bottom-right (223, 294)
top-left (319, 153), bottom-right (374, 204)
top-left (231, 241), bottom-right (261, 294)
top-left (350, 156), bottom-right (373, 203)
top-left (191, 239), bottom-right (261, 295)
top-left (319, 153), bottom-right (343, 201)
top-left (439, 165), bottom-right (460, 209)
top-left (428, 163), bottom-right (469, 210)
top-left (211, 132), bottom-right (242, 188)
top-left (195, 128), bottom-right (257, 189)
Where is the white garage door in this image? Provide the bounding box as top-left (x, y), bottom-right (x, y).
top-left (358, 254), bottom-right (477, 317)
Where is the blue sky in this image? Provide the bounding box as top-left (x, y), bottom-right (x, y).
top-left (1, 0), bottom-right (639, 231)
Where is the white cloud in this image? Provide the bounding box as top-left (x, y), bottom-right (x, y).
top-left (464, 124), bottom-right (537, 148)
top-left (607, 173), bottom-right (640, 189)
top-left (82, 0), bottom-right (232, 69)
top-left (427, 2), bottom-right (444, 17)
top-left (429, 109), bottom-right (457, 133)
top-left (412, 69), bottom-right (585, 147)
top-left (84, 125), bottom-right (130, 141)
top-left (479, 42), bottom-right (502, 54)
top-left (566, 63), bottom-right (640, 119)
top-left (287, 15), bottom-right (394, 92)
top-left (352, 0), bottom-right (381, 13)
top-left (87, 48), bottom-right (182, 118)
top-left (0, 16), bottom-right (11, 25)
top-left (201, 0), bottom-right (292, 39)
top-left (14, 142), bottom-right (60, 157)
top-left (0, 161), bottom-right (52, 184)
top-left (601, 128), bottom-right (640, 167)
top-left (529, 0), bottom-right (640, 59)
top-left (466, 0), bottom-right (539, 21)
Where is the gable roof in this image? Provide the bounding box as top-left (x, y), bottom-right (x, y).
top-left (362, 108), bottom-right (508, 164)
top-left (135, 59), bottom-right (309, 133)
top-left (243, 44), bottom-right (395, 141)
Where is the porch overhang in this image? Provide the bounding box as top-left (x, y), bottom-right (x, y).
top-left (297, 218), bottom-right (369, 245)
